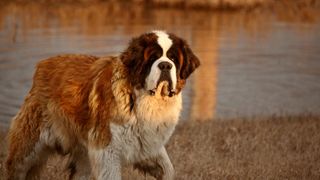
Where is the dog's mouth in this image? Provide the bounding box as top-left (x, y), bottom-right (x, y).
top-left (148, 71), bottom-right (176, 97)
top-left (149, 81), bottom-right (175, 97)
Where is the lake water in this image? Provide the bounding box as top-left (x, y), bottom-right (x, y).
top-left (0, 2), bottom-right (319, 127)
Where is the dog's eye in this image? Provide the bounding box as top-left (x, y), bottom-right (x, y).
top-left (168, 54), bottom-right (177, 62)
top-left (166, 51), bottom-right (178, 62)
top-left (149, 52), bottom-right (161, 62)
top-left (149, 55), bottom-right (157, 61)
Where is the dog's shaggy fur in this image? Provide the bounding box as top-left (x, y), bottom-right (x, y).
top-left (5, 31), bottom-right (200, 180)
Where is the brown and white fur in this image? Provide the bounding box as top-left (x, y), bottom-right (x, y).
top-left (5, 30), bottom-right (200, 180)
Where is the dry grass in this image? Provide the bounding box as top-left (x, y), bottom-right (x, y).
top-left (167, 115), bottom-right (320, 179)
top-left (1, 115), bottom-right (320, 179)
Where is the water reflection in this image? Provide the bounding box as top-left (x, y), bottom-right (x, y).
top-left (190, 29), bottom-right (218, 121)
top-left (0, 2), bottom-right (319, 126)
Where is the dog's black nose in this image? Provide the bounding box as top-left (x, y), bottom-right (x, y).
top-left (158, 62), bottom-right (172, 70)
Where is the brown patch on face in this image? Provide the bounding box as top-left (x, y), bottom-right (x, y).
top-left (178, 49), bottom-right (184, 70)
top-left (120, 33), bottom-right (161, 89)
top-left (164, 33), bottom-right (200, 94)
top-left (175, 78), bottom-right (186, 94)
top-left (174, 49), bottom-right (186, 93)
top-left (168, 33), bottom-right (200, 81)
top-left (144, 46), bottom-right (153, 62)
top-left (180, 42), bottom-right (200, 79)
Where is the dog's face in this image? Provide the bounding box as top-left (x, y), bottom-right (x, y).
top-left (121, 31), bottom-right (200, 96)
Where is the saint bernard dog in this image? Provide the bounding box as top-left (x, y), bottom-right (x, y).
top-left (5, 30), bottom-right (200, 180)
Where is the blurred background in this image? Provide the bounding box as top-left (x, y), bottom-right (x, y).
top-left (0, 0), bottom-right (320, 179)
top-left (0, 0), bottom-right (319, 127)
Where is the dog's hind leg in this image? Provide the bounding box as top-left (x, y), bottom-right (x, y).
top-left (63, 145), bottom-right (91, 180)
top-left (5, 97), bottom-right (51, 180)
top-left (24, 144), bottom-right (53, 180)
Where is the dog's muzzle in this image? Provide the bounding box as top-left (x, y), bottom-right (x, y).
top-left (149, 62), bottom-right (176, 97)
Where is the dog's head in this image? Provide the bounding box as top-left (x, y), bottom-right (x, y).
top-left (120, 31), bottom-right (200, 97)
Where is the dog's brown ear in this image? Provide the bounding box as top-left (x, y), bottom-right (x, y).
top-left (120, 37), bottom-right (144, 68)
top-left (180, 42), bottom-right (200, 79)
top-left (120, 33), bottom-right (157, 87)
top-left (120, 33), bottom-right (157, 68)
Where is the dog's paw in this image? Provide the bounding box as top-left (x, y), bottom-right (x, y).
top-left (134, 161), bottom-right (164, 179)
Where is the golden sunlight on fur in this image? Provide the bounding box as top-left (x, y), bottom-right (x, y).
top-left (5, 31), bottom-right (200, 180)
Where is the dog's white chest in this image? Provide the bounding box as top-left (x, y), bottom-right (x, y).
top-left (110, 93), bottom-right (182, 164)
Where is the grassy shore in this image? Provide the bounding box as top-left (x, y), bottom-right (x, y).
top-left (1, 115), bottom-right (320, 179)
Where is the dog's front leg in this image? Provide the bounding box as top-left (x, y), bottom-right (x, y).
top-left (135, 147), bottom-right (174, 180)
top-left (156, 147), bottom-right (174, 180)
top-left (88, 145), bottom-right (121, 180)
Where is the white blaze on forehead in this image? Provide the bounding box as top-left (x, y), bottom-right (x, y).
top-left (153, 30), bottom-right (173, 55)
